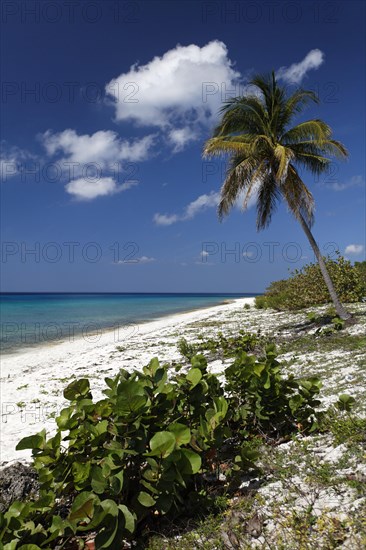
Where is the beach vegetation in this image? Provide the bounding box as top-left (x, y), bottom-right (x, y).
top-left (255, 254), bottom-right (364, 311)
top-left (1, 343), bottom-right (330, 548)
top-left (178, 330), bottom-right (265, 361)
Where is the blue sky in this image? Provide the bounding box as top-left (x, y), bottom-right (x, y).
top-left (1, 0), bottom-right (365, 292)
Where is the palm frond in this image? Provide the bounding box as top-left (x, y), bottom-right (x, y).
top-left (281, 119), bottom-right (332, 143)
top-left (215, 96), bottom-right (269, 137)
top-left (218, 157), bottom-right (257, 219)
top-left (278, 89), bottom-right (319, 130)
top-left (203, 137), bottom-right (252, 158)
top-left (281, 165), bottom-right (315, 226)
top-left (242, 161), bottom-right (267, 209)
top-left (256, 173), bottom-right (280, 230)
top-left (274, 145), bottom-right (294, 182)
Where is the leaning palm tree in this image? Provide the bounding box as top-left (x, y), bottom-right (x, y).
top-left (203, 72), bottom-right (351, 319)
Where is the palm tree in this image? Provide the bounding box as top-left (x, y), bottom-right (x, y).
top-left (203, 72), bottom-right (351, 319)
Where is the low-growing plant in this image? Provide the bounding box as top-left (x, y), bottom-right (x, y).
top-left (0, 345), bottom-right (326, 548)
top-left (178, 330), bottom-right (266, 361)
top-left (224, 344), bottom-right (323, 437)
top-left (306, 310), bottom-right (345, 334)
top-left (177, 337), bottom-right (196, 360)
top-left (254, 295), bottom-right (267, 309)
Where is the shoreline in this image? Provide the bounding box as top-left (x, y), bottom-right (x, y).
top-left (0, 295), bottom-right (252, 358)
top-left (1, 297), bottom-right (364, 467)
top-left (0, 297), bottom-right (254, 465)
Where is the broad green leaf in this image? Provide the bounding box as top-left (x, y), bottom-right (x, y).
top-left (179, 449), bottom-right (201, 474)
top-left (118, 505), bottom-right (135, 534)
top-left (110, 469), bottom-right (124, 494)
top-left (168, 423), bottom-right (191, 446)
top-left (263, 373), bottom-right (271, 389)
top-left (186, 368), bottom-right (202, 388)
top-left (16, 430), bottom-right (46, 451)
top-left (117, 394), bottom-right (147, 413)
top-left (191, 354), bottom-right (207, 370)
top-left (137, 491), bottom-right (155, 507)
top-left (72, 461), bottom-right (91, 486)
top-left (56, 407), bottom-right (73, 430)
top-left (100, 499), bottom-right (119, 517)
top-left (148, 431), bottom-right (176, 458)
top-left (148, 357), bottom-right (160, 375)
top-left (91, 466), bottom-right (107, 494)
top-left (68, 492), bottom-right (97, 522)
top-left (64, 378), bottom-right (90, 400)
top-left (253, 363), bottom-right (265, 376)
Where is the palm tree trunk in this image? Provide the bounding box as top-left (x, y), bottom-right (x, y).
top-left (298, 213), bottom-right (351, 320)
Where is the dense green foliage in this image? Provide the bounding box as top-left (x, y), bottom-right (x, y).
top-left (1, 342), bottom-right (325, 549)
top-left (255, 255), bottom-right (365, 311)
top-left (355, 260), bottom-right (366, 289)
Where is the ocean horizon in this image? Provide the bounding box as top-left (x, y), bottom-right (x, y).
top-left (0, 292), bottom-right (256, 354)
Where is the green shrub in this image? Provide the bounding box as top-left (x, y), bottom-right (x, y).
top-left (177, 337), bottom-right (196, 360)
top-left (224, 344), bottom-right (322, 437)
top-left (0, 346), bottom-right (324, 548)
top-left (178, 331), bottom-right (265, 359)
top-left (254, 295), bottom-right (268, 309)
top-left (261, 254), bottom-right (364, 311)
top-left (354, 260), bottom-right (366, 295)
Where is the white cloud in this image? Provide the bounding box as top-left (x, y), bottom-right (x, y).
top-left (345, 244), bottom-right (364, 255)
top-left (0, 147), bottom-right (34, 182)
top-left (153, 186), bottom-right (260, 226)
top-left (42, 129), bottom-right (156, 167)
top-left (65, 177), bottom-right (138, 200)
top-left (328, 175), bottom-right (364, 192)
top-left (153, 191), bottom-right (220, 226)
top-left (200, 250), bottom-right (209, 257)
top-left (0, 153), bottom-right (19, 181)
top-left (106, 40), bottom-right (240, 150)
top-left (120, 180), bottom-right (139, 192)
top-left (41, 130), bottom-right (153, 199)
top-left (277, 49), bottom-right (324, 84)
top-left (153, 213), bottom-right (179, 226)
top-left (117, 255), bottom-right (156, 264)
top-left (168, 127), bottom-right (198, 152)
top-left (185, 191), bottom-right (220, 218)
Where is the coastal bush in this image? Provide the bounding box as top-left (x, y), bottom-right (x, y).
top-left (224, 344), bottom-right (322, 437)
top-left (1, 346), bottom-right (324, 548)
top-left (254, 295), bottom-right (267, 309)
top-left (354, 261), bottom-right (366, 294)
top-left (178, 330), bottom-right (265, 360)
top-left (255, 254), bottom-right (364, 311)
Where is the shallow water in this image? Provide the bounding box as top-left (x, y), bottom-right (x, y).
top-left (0, 293), bottom-right (255, 354)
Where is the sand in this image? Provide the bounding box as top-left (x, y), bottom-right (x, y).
top-left (0, 297), bottom-right (254, 464)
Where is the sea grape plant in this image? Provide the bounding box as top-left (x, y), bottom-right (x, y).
top-left (1, 345), bottom-right (325, 548)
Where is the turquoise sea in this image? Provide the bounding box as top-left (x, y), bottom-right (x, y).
top-left (0, 293), bottom-right (254, 354)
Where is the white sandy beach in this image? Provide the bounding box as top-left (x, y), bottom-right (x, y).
top-left (1, 296), bottom-right (365, 467)
top-left (0, 297), bottom-right (254, 464)
top-left (1, 297), bottom-right (366, 548)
